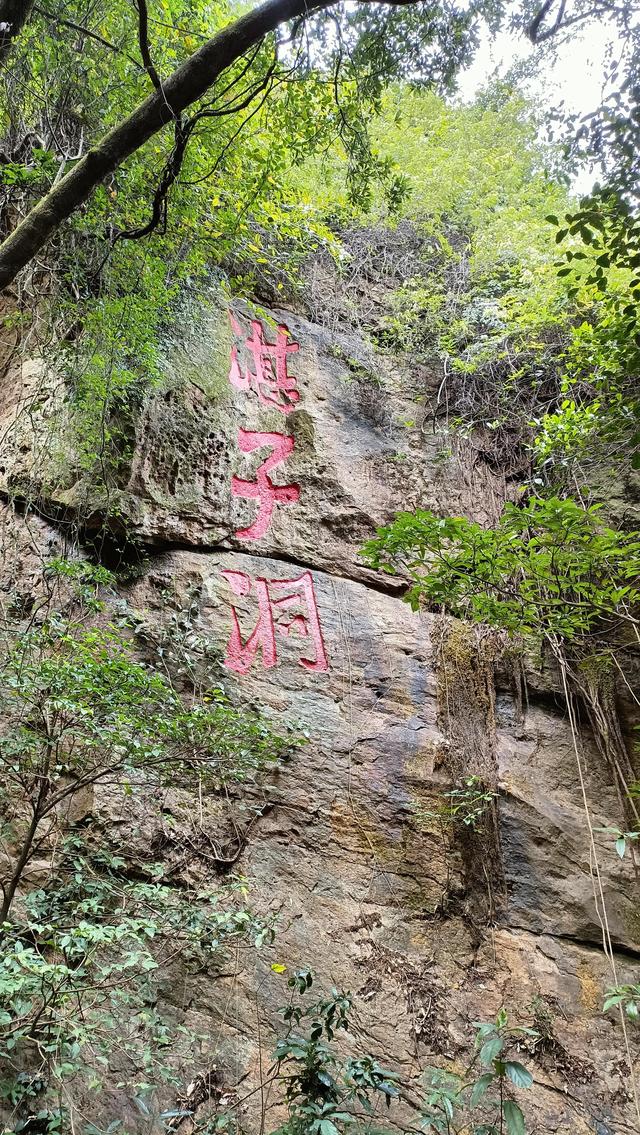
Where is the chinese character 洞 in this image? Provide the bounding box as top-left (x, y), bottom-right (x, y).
top-left (231, 429), bottom-right (300, 541)
top-left (221, 569), bottom-right (329, 674)
top-left (228, 312), bottom-right (300, 414)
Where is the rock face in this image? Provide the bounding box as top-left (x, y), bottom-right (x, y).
top-left (1, 291), bottom-right (639, 1133)
top-left (123, 300), bottom-right (514, 568)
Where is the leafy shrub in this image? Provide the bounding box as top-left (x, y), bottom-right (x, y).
top-left (362, 496), bottom-right (640, 642)
top-left (422, 1011), bottom-right (536, 1135)
top-left (274, 970), bottom-right (399, 1135)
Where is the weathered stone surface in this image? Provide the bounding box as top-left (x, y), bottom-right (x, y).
top-left (117, 546), bottom-right (640, 1131)
top-left (0, 298), bottom-right (517, 572)
top-left (112, 302), bottom-right (515, 577)
top-left (1, 282), bottom-right (639, 1133)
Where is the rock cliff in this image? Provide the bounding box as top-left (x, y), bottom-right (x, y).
top-left (1, 276), bottom-right (638, 1134)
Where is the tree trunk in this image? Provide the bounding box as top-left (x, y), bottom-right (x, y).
top-left (0, 0), bottom-right (35, 69)
top-left (0, 800), bottom-right (44, 924)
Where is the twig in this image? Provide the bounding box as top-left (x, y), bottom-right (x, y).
top-left (33, 4), bottom-right (143, 68)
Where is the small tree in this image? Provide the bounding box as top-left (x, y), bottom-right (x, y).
top-left (0, 848), bottom-right (272, 1132)
top-left (273, 969), bottom-right (399, 1135)
top-left (422, 1011), bottom-right (536, 1135)
top-left (0, 558), bottom-right (289, 925)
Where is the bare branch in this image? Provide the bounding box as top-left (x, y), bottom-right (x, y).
top-left (134, 0), bottom-right (163, 89)
top-left (527, 0), bottom-right (616, 42)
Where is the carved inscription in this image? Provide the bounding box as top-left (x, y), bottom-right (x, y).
top-left (222, 312), bottom-right (328, 673)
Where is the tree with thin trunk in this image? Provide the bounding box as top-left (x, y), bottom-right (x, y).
top-left (0, 560), bottom-right (288, 925)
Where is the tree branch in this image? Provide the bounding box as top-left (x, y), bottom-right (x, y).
top-left (113, 58), bottom-right (279, 245)
top-left (527, 0), bottom-right (612, 42)
top-left (33, 4), bottom-right (143, 68)
top-left (134, 0), bottom-right (162, 89)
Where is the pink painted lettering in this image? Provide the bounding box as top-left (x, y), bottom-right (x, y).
top-left (228, 312), bottom-right (300, 413)
top-left (221, 570), bottom-right (329, 674)
top-left (269, 572), bottom-right (329, 672)
top-left (231, 429), bottom-right (300, 540)
top-left (221, 571), bottom-right (277, 673)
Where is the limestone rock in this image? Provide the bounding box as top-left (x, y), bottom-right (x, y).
top-left (0, 282), bottom-right (638, 1133)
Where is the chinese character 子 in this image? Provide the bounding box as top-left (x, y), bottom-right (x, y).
top-left (228, 312), bottom-right (300, 414)
top-left (221, 569), bottom-right (329, 675)
top-left (231, 429), bottom-right (300, 540)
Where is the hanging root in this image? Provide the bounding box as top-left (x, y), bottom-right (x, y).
top-left (569, 650), bottom-right (640, 833)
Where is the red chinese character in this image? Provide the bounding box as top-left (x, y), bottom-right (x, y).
top-left (228, 312), bottom-right (300, 414)
top-left (221, 570), bottom-right (329, 674)
top-left (232, 429), bottom-right (300, 540)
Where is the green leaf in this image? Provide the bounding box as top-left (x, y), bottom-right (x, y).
top-left (379, 1081), bottom-right (400, 1098)
top-left (319, 1121), bottom-right (339, 1135)
top-left (615, 836), bottom-right (627, 858)
top-left (502, 1100), bottom-right (526, 1135)
top-left (472, 1022), bottom-right (496, 1037)
top-left (505, 1062), bottom-right (533, 1089)
top-left (469, 1072), bottom-right (494, 1106)
top-left (603, 993), bottom-right (625, 1011)
top-left (479, 1036), bottom-right (504, 1065)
